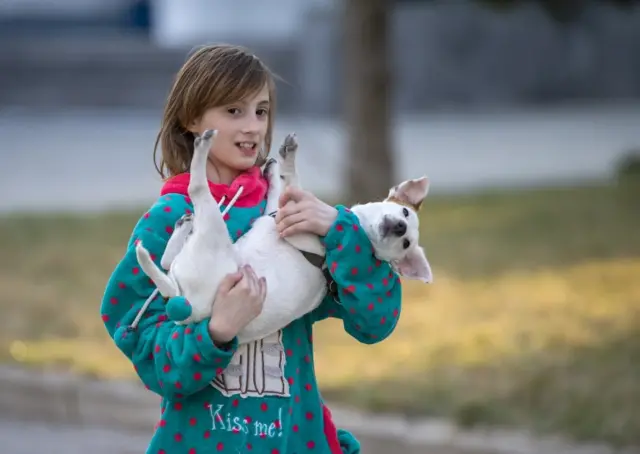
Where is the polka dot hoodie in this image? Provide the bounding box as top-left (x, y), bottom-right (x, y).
top-left (101, 166), bottom-right (403, 454)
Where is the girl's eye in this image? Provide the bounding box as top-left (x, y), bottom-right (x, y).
top-left (227, 107), bottom-right (241, 115)
top-left (257, 108), bottom-right (269, 117)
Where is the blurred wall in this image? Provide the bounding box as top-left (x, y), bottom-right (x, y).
top-left (1, 1), bottom-right (640, 115)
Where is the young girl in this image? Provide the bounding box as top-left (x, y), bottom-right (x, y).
top-left (101, 44), bottom-right (402, 454)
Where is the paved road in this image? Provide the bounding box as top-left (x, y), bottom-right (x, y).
top-left (1, 103), bottom-right (639, 213)
top-left (0, 419), bottom-right (497, 454)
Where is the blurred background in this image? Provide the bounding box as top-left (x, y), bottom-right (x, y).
top-left (0, 0), bottom-right (639, 453)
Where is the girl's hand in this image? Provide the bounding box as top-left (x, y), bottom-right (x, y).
top-left (208, 265), bottom-right (266, 345)
top-left (275, 186), bottom-right (338, 238)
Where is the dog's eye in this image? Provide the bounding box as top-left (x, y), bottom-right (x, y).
top-left (402, 207), bottom-right (409, 217)
top-left (403, 239), bottom-right (410, 249)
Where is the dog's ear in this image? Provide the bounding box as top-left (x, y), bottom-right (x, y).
top-left (387, 176), bottom-right (429, 211)
top-left (392, 246), bottom-right (433, 283)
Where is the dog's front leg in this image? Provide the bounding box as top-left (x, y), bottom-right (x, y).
top-left (275, 133), bottom-right (326, 256)
top-left (263, 158), bottom-right (282, 215)
top-left (278, 133), bottom-right (299, 189)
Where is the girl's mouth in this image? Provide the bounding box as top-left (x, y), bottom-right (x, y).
top-left (236, 142), bottom-right (257, 157)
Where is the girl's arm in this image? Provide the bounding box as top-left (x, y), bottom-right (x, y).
top-left (101, 194), bottom-right (238, 400)
top-left (308, 205), bottom-right (402, 344)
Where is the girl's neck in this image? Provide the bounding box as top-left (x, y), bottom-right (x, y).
top-left (206, 159), bottom-right (241, 186)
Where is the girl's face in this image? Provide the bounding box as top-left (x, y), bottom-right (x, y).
top-left (189, 83), bottom-right (270, 183)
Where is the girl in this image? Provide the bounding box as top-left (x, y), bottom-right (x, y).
top-left (101, 44), bottom-right (402, 454)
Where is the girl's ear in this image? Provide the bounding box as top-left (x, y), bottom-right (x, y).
top-left (186, 117), bottom-right (202, 134)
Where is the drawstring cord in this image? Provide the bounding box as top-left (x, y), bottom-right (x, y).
top-left (128, 186), bottom-right (245, 331)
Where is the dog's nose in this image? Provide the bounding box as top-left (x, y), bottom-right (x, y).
top-left (392, 220), bottom-right (407, 237)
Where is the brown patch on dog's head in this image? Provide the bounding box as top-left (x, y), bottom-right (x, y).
top-left (385, 177), bottom-right (429, 212)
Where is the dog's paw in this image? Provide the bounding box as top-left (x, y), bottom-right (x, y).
top-left (166, 297), bottom-right (193, 323)
top-left (194, 129), bottom-right (217, 150)
top-left (278, 133), bottom-right (298, 161)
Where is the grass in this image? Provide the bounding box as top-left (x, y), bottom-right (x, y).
top-left (1, 180), bottom-right (639, 446)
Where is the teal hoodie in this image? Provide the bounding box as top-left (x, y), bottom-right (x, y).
top-left (101, 166), bottom-right (403, 454)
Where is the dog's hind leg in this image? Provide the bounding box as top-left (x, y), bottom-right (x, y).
top-left (136, 242), bottom-right (179, 298)
top-left (161, 213), bottom-right (193, 270)
top-left (188, 130), bottom-right (233, 248)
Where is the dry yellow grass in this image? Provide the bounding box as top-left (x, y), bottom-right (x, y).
top-left (0, 181), bottom-right (638, 446)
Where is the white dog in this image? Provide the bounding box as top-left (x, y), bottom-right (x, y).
top-left (135, 129), bottom-right (432, 344)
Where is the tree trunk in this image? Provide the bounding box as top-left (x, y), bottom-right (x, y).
top-left (342, 0), bottom-right (394, 205)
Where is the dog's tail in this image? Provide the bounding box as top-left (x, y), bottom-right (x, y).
top-left (135, 242), bottom-right (179, 298)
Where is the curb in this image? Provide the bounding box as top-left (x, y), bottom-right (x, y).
top-left (0, 364), bottom-right (638, 454)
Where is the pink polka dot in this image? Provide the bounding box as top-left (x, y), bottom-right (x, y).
top-left (164, 206), bottom-right (172, 212)
top-left (174, 433), bottom-right (183, 442)
top-left (189, 417), bottom-right (197, 426)
top-left (351, 267), bottom-right (358, 275)
top-left (217, 442), bottom-right (224, 451)
top-left (342, 285), bottom-right (355, 294)
top-left (307, 441), bottom-right (316, 449)
top-left (194, 372), bottom-right (202, 381)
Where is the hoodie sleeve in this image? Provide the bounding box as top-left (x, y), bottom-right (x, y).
top-left (100, 194), bottom-right (238, 401)
top-left (308, 205), bottom-right (402, 344)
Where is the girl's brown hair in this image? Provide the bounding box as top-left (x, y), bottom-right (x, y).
top-left (153, 44), bottom-right (277, 179)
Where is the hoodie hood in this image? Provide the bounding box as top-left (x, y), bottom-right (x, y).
top-left (160, 166), bottom-right (268, 208)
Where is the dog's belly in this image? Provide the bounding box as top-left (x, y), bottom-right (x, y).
top-left (171, 241), bottom-right (240, 322)
top-left (234, 217), bottom-right (327, 343)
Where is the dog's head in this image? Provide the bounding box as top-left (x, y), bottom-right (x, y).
top-left (351, 176), bottom-right (432, 283)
